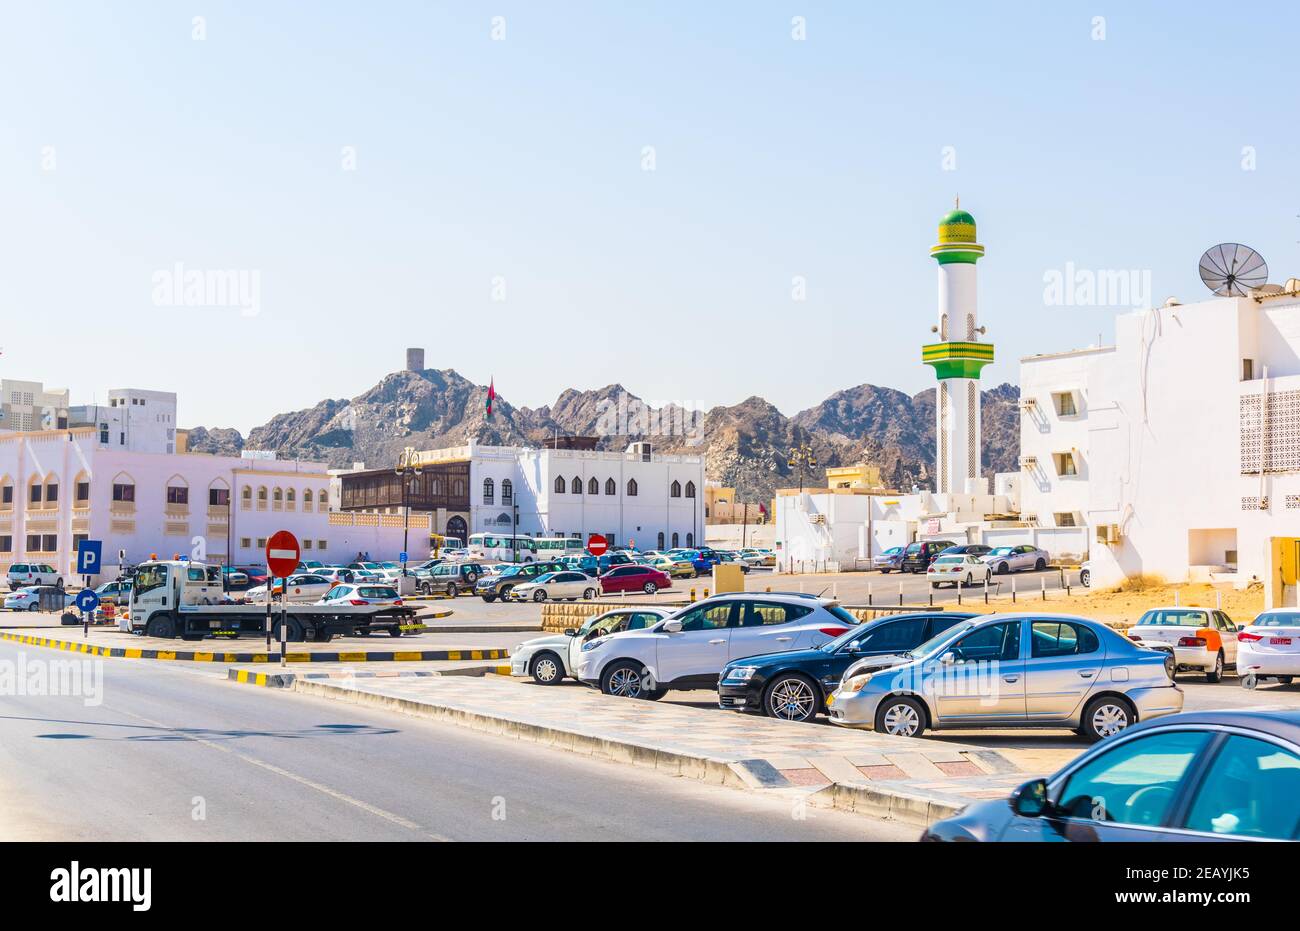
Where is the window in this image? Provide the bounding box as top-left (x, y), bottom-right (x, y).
top-left (1052, 391), bottom-right (1078, 417)
top-left (303, 539), bottom-right (313, 550)
top-left (167, 486), bottom-right (189, 505)
top-left (256, 537), bottom-right (267, 549)
top-left (685, 481), bottom-right (696, 498)
top-left (1053, 452), bottom-right (1078, 476)
top-left (44, 482), bottom-right (57, 504)
top-left (1, 484), bottom-right (10, 504)
top-left (1182, 735), bottom-right (1300, 839)
top-left (483, 478), bottom-right (494, 504)
top-left (209, 487), bottom-right (230, 506)
top-left (99, 423), bottom-right (109, 444)
top-left (26, 534), bottom-right (40, 551)
top-left (686, 533), bottom-right (694, 548)
top-left (0, 536), bottom-right (10, 552)
top-left (240, 537), bottom-right (251, 549)
top-left (29, 483), bottom-right (41, 504)
top-left (854, 617), bottom-right (927, 652)
top-left (588, 477), bottom-right (599, 496)
top-left (1057, 731), bottom-right (1208, 825)
top-left (670, 480), bottom-right (681, 498)
top-left (947, 621), bottom-right (1021, 663)
top-left (1054, 512), bottom-right (1077, 527)
top-left (501, 480), bottom-right (513, 505)
top-left (257, 487), bottom-right (268, 509)
top-left (1030, 621), bottom-right (1099, 658)
top-left (286, 488), bottom-right (296, 509)
top-left (571, 476), bottom-right (582, 495)
top-left (1243, 358), bottom-right (1255, 381)
top-left (671, 532), bottom-right (679, 548)
top-left (657, 531), bottom-right (665, 549)
top-left (554, 476), bottom-right (565, 494)
top-left (318, 540), bottom-right (327, 550)
top-left (740, 602), bottom-right (815, 627)
top-left (41, 534), bottom-right (57, 552)
top-left (627, 478), bottom-right (638, 496)
top-left (76, 481), bottom-right (89, 503)
top-left (303, 489), bottom-right (314, 511)
top-left (674, 602), bottom-right (736, 631)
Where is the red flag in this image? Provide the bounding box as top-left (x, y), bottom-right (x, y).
top-left (486, 378), bottom-right (495, 419)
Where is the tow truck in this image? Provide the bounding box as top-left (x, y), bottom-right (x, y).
top-left (127, 559), bottom-right (417, 642)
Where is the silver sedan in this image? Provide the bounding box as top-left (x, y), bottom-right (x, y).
top-left (825, 613), bottom-right (1182, 742)
top-left (982, 544), bottom-right (1050, 574)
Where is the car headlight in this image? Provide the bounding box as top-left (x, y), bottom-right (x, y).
top-left (724, 666), bottom-right (758, 682)
top-left (513, 643), bottom-right (524, 653)
top-left (841, 673), bottom-right (873, 694)
top-left (581, 637), bottom-right (606, 652)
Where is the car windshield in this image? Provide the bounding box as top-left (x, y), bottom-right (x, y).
top-left (1252, 612), bottom-right (1300, 627)
top-left (988, 547), bottom-right (1013, 556)
top-left (910, 619), bottom-right (978, 659)
top-left (1137, 609), bottom-right (1208, 627)
top-left (133, 564), bottom-right (168, 597)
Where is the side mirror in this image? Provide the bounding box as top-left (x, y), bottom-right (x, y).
top-left (663, 619), bottom-right (683, 633)
top-left (563, 628), bottom-right (578, 637)
top-left (1009, 778), bottom-right (1051, 818)
top-left (1236, 624), bottom-right (1246, 632)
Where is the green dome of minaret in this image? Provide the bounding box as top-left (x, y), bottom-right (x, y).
top-left (930, 198), bottom-right (984, 262)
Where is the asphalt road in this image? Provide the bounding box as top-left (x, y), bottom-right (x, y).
top-left (0, 639), bottom-right (912, 842)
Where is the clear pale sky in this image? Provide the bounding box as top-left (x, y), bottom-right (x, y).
top-left (2, 1), bottom-right (1297, 433)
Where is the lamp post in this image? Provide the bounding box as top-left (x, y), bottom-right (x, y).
top-left (788, 443), bottom-right (817, 494)
top-left (395, 447), bottom-right (423, 575)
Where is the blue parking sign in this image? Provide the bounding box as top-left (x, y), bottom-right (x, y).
top-left (399, 551), bottom-right (408, 563)
top-left (77, 539), bottom-right (103, 575)
top-left (75, 589), bottom-right (100, 613)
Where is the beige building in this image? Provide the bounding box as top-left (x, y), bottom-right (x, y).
top-left (704, 482), bottom-right (767, 525)
top-left (824, 463), bottom-right (885, 491)
top-left (0, 379), bottom-right (69, 434)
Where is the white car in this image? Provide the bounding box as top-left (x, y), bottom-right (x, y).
top-left (6, 562), bottom-right (63, 591)
top-left (1079, 561), bottom-right (1091, 587)
top-left (508, 571), bottom-right (599, 603)
top-left (1237, 609), bottom-right (1300, 686)
top-left (1126, 606), bottom-right (1239, 682)
top-left (927, 553), bottom-right (993, 588)
top-left (4, 585), bottom-right (74, 612)
top-left (247, 573), bottom-right (334, 603)
top-left (574, 593), bottom-right (858, 699)
top-left (317, 583), bottom-right (403, 606)
top-left (510, 607), bottom-right (672, 684)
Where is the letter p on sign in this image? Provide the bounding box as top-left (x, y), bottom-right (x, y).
top-left (77, 540), bottom-right (103, 575)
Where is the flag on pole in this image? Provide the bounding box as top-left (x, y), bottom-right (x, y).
top-left (486, 378), bottom-right (495, 419)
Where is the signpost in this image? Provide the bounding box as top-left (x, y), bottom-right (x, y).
top-left (266, 531), bottom-right (300, 666)
top-left (586, 534), bottom-right (608, 557)
top-left (75, 588), bottom-right (99, 638)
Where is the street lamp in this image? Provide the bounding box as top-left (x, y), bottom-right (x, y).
top-left (788, 443), bottom-right (817, 494)
top-left (395, 447), bottom-right (423, 575)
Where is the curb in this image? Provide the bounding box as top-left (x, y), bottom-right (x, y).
top-left (228, 665), bottom-right (509, 688)
top-left (0, 631), bottom-right (508, 664)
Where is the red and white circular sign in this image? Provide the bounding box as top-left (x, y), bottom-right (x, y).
top-left (586, 534), bottom-right (608, 557)
top-left (266, 530), bottom-right (300, 579)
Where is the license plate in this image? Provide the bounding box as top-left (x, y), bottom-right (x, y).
top-left (1272, 637), bottom-right (1292, 645)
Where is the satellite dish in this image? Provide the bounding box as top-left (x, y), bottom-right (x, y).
top-left (1199, 243), bottom-right (1268, 297)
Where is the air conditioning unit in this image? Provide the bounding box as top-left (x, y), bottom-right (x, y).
top-left (1019, 455), bottom-right (1037, 469)
top-left (1096, 524), bottom-right (1121, 545)
top-left (809, 514), bottom-right (826, 524)
top-left (1018, 398), bottom-right (1038, 411)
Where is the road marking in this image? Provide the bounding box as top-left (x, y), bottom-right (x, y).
top-left (111, 705), bottom-right (451, 841)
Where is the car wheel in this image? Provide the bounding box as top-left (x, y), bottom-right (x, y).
top-left (997, 562), bottom-right (1010, 575)
top-left (764, 673), bottom-right (820, 722)
top-left (145, 614), bottom-right (177, 639)
top-left (601, 660), bottom-right (654, 699)
top-left (532, 589), bottom-right (547, 602)
top-left (1035, 558), bottom-right (1046, 571)
top-left (1206, 651), bottom-right (1225, 683)
top-left (445, 585), bottom-right (457, 598)
top-left (27, 603), bottom-right (38, 612)
top-left (874, 695), bottom-right (926, 737)
top-left (1079, 696), bottom-right (1133, 742)
top-left (481, 593), bottom-right (496, 603)
top-left (643, 582), bottom-right (658, 594)
top-left (880, 568), bottom-right (890, 574)
top-left (530, 651), bottom-right (565, 685)
top-left (964, 573), bottom-right (973, 587)
top-left (1080, 569), bottom-right (1091, 587)
top-left (583, 588), bottom-right (596, 600)
top-left (419, 582), bottom-right (432, 595)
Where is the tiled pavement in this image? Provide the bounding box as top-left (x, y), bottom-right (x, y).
top-left (276, 674), bottom-right (1040, 825)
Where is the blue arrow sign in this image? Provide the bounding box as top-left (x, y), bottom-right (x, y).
top-left (76, 539), bottom-right (103, 575)
top-left (399, 551), bottom-right (408, 563)
top-left (75, 589), bottom-right (100, 613)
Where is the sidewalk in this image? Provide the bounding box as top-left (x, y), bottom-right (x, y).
top-left (269, 674), bottom-right (1034, 827)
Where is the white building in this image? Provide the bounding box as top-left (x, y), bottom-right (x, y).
top-left (1020, 287), bottom-right (1300, 589)
top-left (0, 379), bottom-right (69, 433)
top-left (70, 388), bottom-right (180, 454)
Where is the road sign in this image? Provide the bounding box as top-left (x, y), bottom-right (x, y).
top-left (74, 589), bottom-right (100, 613)
top-left (587, 534), bottom-right (608, 557)
top-left (399, 551), bottom-right (408, 563)
top-left (266, 530), bottom-right (300, 578)
top-left (77, 540), bottom-right (103, 575)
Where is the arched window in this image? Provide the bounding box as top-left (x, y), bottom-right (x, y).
top-left (44, 476), bottom-right (58, 505)
top-left (165, 475), bottom-right (188, 507)
top-left (302, 488), bottom-right (313, 511)
top-left (272, 487), bottom-right (283, 510)
top-left (483, 478), bottom-right (494, 504)
top-left (207, 479), bottom-right (229, 508)
top-left (452, 478), bottom-right (465, 498)
top-left (111, 473), bottom-right (136, 508)
top-left (657, 531), bottom-right (665, 549)
top-left (605, 478), bottom-right (615, 495)
top-left (286, 488), bottom-right (296, 510)
top-left (685, 481), bottom-right (696, 498)
top-left (554, 476), bottom-right (566, 494)
top-left (627, 478), bottom-right (638, 497)
top-left (0, 475), bottom-right (13, 510)
top-left (686, 532), bottom-right (694, 548)
top-left (257, 486), bottom-right (268, 510)
top-left (671, 532), bottom-right (679, 548)
top-left (501, 480), bottom-right (513, 505)
top-left (571, 476), bottom-right (582, 495)
top-left (670, 480), bottom-right (681, 498)
top-left (588, 477), bottom-right (599, 496)
top-left (241, 486), bottom-right (253, 509)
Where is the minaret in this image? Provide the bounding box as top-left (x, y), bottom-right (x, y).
top-left (923, 201), bottom-right (993, 495)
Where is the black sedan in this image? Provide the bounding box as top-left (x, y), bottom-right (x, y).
top-left (923, 708), bottom-right (1300, 842)
top-left (717, 612), bottom-right (974, 722)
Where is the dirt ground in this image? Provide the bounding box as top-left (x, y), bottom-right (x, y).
top-left (1069, 581), bottom-right (1265, 627)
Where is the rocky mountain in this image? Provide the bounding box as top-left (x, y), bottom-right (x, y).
top-left (188, 369), bottom-right (1020, 503)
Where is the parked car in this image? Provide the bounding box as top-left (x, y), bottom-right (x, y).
top-left (474, 561), bottom-right (567, 602)
top-left (650, 555), bottom-right (696, 579)
top-left (927, 553), bottom-right (994, 589)
top-left (507, 571), bottom-right (599, 603)
top-left (718, 612), bottom-right (974, 721)
top-left (943, 544), bottom-right (993, 558)
top-left (1079, 561), bottom-right (1091, 587)
top-left (1237, 609), bottom-right (1300, 686)
top-left (422, 561), bottom-right (487, 597)
top-left (295, 560), bottom-right (325, 572)
top-left (599, 564), bottom-right (672, 596)
top-left (247, 574), bottom-right (334, 603)
top-left (6, 563), bottom-right (62, 591)
top-left (1126, 606), bottom-right (1239, 682)
top-left (318, 583), bottom-right (402, 606)
top-left (923, 709), bottom-right (1300, 842)
top-left (738, 549), bottom-right (774, 568)
top-left (4, 585), bottom-right (74, 612)
top-left (220, 567), bottom-right (250, 589)
top-left (713, 551), bottom-right (751, 574)
top-left (982, 544), bottom-right (1050, 575)
top-left (510, 607), bottom-right (672, 684)
top-left (872, 546), bottom-right (905, 573)
top-left (93, 579), bottom-right (133, 606)
top-left (575, 593), bottom-right (856, 699)
top-left (900, 541), bottom-right (956, 574)
top-left (827, 612), bottom-right (1182, 741)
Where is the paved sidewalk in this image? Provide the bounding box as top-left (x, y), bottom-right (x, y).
top-left (275, 674), bottom-right (1034, 826)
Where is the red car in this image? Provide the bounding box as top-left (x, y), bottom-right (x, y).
top-left (599, 564), bottom-right (672, 595)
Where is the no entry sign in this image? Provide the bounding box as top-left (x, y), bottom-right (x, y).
top-left (266, 530), bottom-right (300, 578)
top-left (587, 534), bottom-right (608, 557)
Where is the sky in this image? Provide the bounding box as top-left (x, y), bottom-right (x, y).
top-left (2, 1), bottom-right (1298, 433)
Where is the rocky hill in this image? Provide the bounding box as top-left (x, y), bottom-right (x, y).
top-left (189, 368), bottom-right (1020, 502)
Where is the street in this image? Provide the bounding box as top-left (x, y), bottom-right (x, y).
top-left (0, 638), bottom-right (911, 842)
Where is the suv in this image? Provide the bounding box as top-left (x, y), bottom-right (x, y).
top-left (7, 563), bottom-right (62, 591)
top-left (900, 541), bottom-right (955, 574)
top-left (422, 561), bottom-right (487, 597)
top-left (574, 593), bottom-right (857, 699)
top-left (473, 561), bottom-right (566, 602)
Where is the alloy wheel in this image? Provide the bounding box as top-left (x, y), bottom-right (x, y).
top-left (881, 702), bottom-right (920, 736)
top-left (607, 666), bottom-right (642, 697)
top-left (767, 678), bottom-right (816, 720)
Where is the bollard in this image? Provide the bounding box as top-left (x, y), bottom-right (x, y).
top-left (765, 585), bottom-right (771, 593)
top-left (984, 576), bottom-right (989, 605)
top-left (957, 586), bottom-right (962, 606)
top-left (690, 587), bottom-right (696, 603)
top-left (1041, 577), bottom-right (1046, 601)
top-left (929, 591), bottom-right (933, 607)
top-left (703, 588), bottom-right (710, 598)
top-left (898, 581), bottom-right (903, 606)
top-left (1012, 576), bottom-right (1017, 603)
top-left (868, 582), bottom-right (873, 606)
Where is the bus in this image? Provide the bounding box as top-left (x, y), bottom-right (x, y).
top-left (429, 533), bottom-right (465, 558)
top-left (533, 536), bottom-right (588, 557)
top-left (468, 532), bottom-right (538, 562)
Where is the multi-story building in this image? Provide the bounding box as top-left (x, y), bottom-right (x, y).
top-left (69, 388), bottom-right (180, 454)
top-left (0, 379), bottom-right (69, 434)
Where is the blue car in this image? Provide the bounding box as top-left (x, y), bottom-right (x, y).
top-left (873, 546), bottom-right (905, 573)
top-left (717, 611), bottom-right (975, 722)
